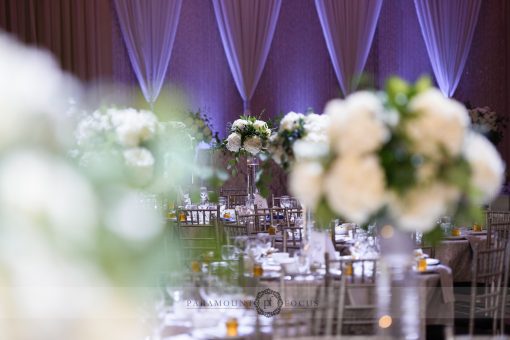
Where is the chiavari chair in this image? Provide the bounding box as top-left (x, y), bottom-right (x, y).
top-left (272, 195), bottom-right (301, 209)
top-left (176, 206), bottom-right (221, 263)
top-left (220, 188), bottom-right (248, 209)
top-left (282, 208), bottom-right (304, 253)
top-left (486, 210), bottom-right (510, 248)
top-left (455, 242), bottom-right (509, 335)
top-left (311, 253), bottom-right (378, 336)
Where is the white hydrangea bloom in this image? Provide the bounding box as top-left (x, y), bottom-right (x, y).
top-left (303, 113), bottom-right (329, 144)
top-left (463, 132), bottom-right (505, 203)
top-left (389, 184), bottom-right (460, 232)
top-left (407, 88), bottom-right (470, 157)
top-left (279, 111), bottom-right (304, 132)
top-left (289, 161), bottom-right (324, 209)
top-left (109, 108), bottom-right (158, 147)
top-left (326, 92), bottom-right (388, 156)
top-left (323, 155), bottom-right (386, 223)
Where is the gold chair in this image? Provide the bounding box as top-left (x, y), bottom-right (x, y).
top-left (176, 206), bottom-right (221, 263)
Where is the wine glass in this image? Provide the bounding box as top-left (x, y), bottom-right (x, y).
top-left (221, 245), bottom-right (238, 261)
top-left (219, 196), bottom-right (227, 213)
top-left (280, 195), bottom-right (291, 209)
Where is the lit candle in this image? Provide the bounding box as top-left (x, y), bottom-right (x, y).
top-left (226, 317), bottom-right (238, 337)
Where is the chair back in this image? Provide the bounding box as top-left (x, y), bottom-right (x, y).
top-left (324, 253), bottom-right (378, 285)
top-left (469, 242), bottom-right (509, 335)
top-left (313, 256), bottom-right (378, 336)
top-left (272, 195), bottom-right (301, 209)
top-left (486, 210), bottom-right (510, 248)
top-left (176, 206), bottom-right (221, 262)
top-left (282, 208), bottom-right (304, 253)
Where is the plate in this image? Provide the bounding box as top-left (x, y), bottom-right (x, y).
top-left (426, 258), bottom-right (440, 266)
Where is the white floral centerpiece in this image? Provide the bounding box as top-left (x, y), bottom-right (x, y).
top-left (224, 116), bottom-right (271, 156)
top-left (270, 111), bottom-right (329, 170)
top-left (74, 107), bottom-right (161, 185)
top-left (290, 77), bottom-right (505, 236)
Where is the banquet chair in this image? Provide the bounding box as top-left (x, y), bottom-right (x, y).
top-left (176, 206), bottom-right (221, 262)
top-left (312, 266), bottom-right (377, 336)
top-left (282, 209), bottom-right (304, 253)
top-left (272, 195), bottom-right (301, 209)
top-left (220, 188), bottom-right (248, 209)
top-left (324, 253), bottom-right (378, 285)
top-left (486, 210), bottom-right (510, 248)
top-left (455, 242), bottom-right (509, 335)
top-left (222, 220), bottom-right (248, 244)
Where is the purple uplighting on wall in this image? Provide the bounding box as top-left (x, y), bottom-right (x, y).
top-left (109, 0), bottom-right (510, 166)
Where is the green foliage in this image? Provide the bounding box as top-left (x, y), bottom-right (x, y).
top-left (423, 226), bottom-right (444, 247)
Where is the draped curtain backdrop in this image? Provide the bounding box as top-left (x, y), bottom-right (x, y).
top-left (114, 0), bottom-right (182, 105)
top-left (315, 0), bottom-right (383, 96)
top-left (414, 0), bottom-right (482, 97)
top-left (0, 0), bottom-right (113, 81)
top-left (213, 0), bottom-right (281, 113)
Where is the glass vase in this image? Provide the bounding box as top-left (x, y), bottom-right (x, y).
top-left (246, 156), bottom-right (259, 208)
top-left (377, 222), bottom-right (421, 339)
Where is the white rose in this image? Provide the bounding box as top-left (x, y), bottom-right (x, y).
top-left (323, 155), bottom-right (386, 223)
top-left (279, 112), bottom-right (304, 132)
top-left (232, 119), bottom-right (247, 131)
top-left (389, 184), bottom-right (460, 232)
top-left (253, 120), bottom-right (268, 130)
top-left (289, 161), bottom-right (324, 209)
top-left (226, 132), bottom-right (242, 152)
top-left (243, 135), bottom-right (262, 155)
top-left (407, 89), bottom-right (469, 157)
top-left (326, 92), bottom-right (388, 156)
top-left (463, 132), bottom-right (505, 203)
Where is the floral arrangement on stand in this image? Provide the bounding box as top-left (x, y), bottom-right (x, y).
top-left (225, 116), bottom-right (272, 156)
top-left (222, 116), bottom-right (272, 197)
top-left (270, 111), bottom-right (329, 171)
top-left (467, 105), bottom-right (507, 146)
top-left (290, 77), bottom-right (505, 240)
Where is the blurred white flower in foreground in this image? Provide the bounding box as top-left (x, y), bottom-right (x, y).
top-left (389, 184), bottom-right (460, 232)
top-left (323, 155), bottom-right (386, 223)
top-left (407, 88), bottom-right (469, 157)
top-left (463, 132), bottom-right (505, 203)
top-left (106, 191), bottom-right (163, 242)
top-left (0, 33), bottom-right (75, 150)
top-left (289, 161), bottom-right (324, 209)
top-left (0, 150), bottom-right (98, 242)
top-left (326, 92), bottom-right (388, 156)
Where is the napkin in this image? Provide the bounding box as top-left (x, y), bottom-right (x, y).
top-left (309, 230), bottom-right (337, 264)
top-left (430, 264), bottom-right (454, 304)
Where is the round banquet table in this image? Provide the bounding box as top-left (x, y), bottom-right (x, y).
top-left (434, 234), bottom-right (486, 283)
